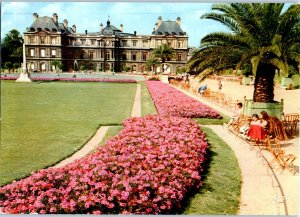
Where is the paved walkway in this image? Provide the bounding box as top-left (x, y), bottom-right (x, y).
top-left (53, 83), bottom-right (142, 168)
top-left (173, 84), bottom-right (299, 215)
top-left (131, 83), bottom-right (142, 117)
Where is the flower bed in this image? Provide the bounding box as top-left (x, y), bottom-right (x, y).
top-left (0, 115), bottom-right (208, 214)
top-left (0, 75), bottom-right (19, 80)
top-left (0, 75), bottom-right (136, 83)
top-left (146, 81), bottom-right (221, 118)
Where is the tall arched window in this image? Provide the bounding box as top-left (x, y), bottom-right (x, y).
top-left (105, 50), bottom-right (110, 59)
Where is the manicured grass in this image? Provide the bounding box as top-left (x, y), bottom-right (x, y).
top-left (0, 81), bottom-right (136, 186)
top-left (181, 126), bottom-right (241, 215)
top-left (194, 113), bottom-right (231, 125)
top-left (140, 82), bottom-right (157, 116)
top-left (99, 126), bottom-right (123, 146)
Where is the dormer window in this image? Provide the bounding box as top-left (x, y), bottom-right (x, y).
top-left (40, 36), bottom-right (45, 44)
top-left (29, 36), bottom-right (34, 44)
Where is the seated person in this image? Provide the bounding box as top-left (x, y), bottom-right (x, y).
top-left (198, 84), bottom-right (207, 95)
top-left (225, 102), bottom-right (243, 128)
top-left (260, 111), bottom-right (270, 131)
top-left (239, 114), bottom-right (260, 135)
top-left (245, 113), bottom-right (268, 142)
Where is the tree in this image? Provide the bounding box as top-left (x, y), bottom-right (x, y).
top-left (152, 44), bottom-right (175, 73)
top-left (51, 60), bottom-right (60, 72)
top-left (1, 29), bottom-right (24, 68)
top-left (188, 3), bottom-right (300, 102)
top-left (146, 56), bottom-right (160, 74)
top-left (57, 63), bottom-right (64, 71)
top-left (13, 63), bottom-right (20, 72)
top-left (4, 62), bottom-right (12, 70)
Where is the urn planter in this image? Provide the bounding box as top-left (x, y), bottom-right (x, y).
top-left (243, 98), bottom-right (284, 120)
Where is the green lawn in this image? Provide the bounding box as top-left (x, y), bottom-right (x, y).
top-left (0, 81), bottom-right (136, 186)
top-left (140, 82), bottom-right (157, 116)
top-left (181, 126), bottom-right (241, 215)
top-left (194, 112), bottom-right (231, 125)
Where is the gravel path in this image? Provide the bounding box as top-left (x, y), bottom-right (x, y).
top-left (174, 84), bottom-right (299, 215)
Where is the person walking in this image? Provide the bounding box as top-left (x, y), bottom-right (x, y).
top-left (218, 80), bottom-right (223, 91)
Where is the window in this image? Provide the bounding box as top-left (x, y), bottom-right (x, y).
top-left (40, 49), bottom-right (46, 57)
top-left (51, 37), bottom-right (56, 45)
top-left (89, 52), bottom-right (94, 59)
top-left (100, 50), bottom-right (103, 59)
top-left (91, 40), bottom-right (96, 45)
top-left (142, 40), bottom-right (148, 47)
top-left (178, 40), bottom-right (183, 48)
top-left (157, 40), bottom-right (161, 46)
top-left (30, 48), bottom-right (35, 57)
top-left (122, 52), bottom-right (127, 60)
top-left (40, 36), bottom-right (45, 44)
top-left (142, 52), bottom-right (147, 61)
top-left (30, 37), bottom-right (34, 44)
top-left (177, 53), bottom-right (182, 61)
top-left (30, 62), bottom-right (35, 70)
top-left (51, 49), bottom-right (56, 58)
top-left (132, 41), bottom-right (137, 47)
top-left (132, 65), bottom-right (137, 71)
top-left (132, 53), bottom-right (136, 61)
top-left (40, 62), bottom-right (46, 71)
top-left (122, 40), bottom-right (127, 47)
top-left (52, 65), bottom-right (56, 71)
top-left (167, 41), bottom-right (172, 46)
top-left (105, 50), bottom-right (110, 59)
top-left (80, 51), bottom-right (84, 59)
top-left (81, 39), bottom-right (86, 45)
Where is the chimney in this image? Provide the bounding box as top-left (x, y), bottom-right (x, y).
top-left (100, 23), bottom-right (103, 32)
top-left (85, 30), bottom-right (88, 35)
top-left (134, 31), bottom-right (136, 36)
top-left (63, 19), bottom-right (68, 28)
top-left (120, 24), bottom-right (123, 32)
top-left (53, 13), bottom-right (58, 24)
top-left (72, 25), bottom-right (76, 33)
top-left (154, 22), bottom-right (158, 31)
top-left (176, 17), bottom-right (181, 26)
top-left (157, 16), bottom-right (162, 26)
top-left (33, 13), bottom-right (38, 20)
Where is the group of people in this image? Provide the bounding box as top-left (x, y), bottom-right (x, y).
top-left (225, 102), bottom-right (271, 141)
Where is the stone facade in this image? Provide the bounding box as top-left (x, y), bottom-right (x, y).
top-left (24, 13), bottom-right (189, 74)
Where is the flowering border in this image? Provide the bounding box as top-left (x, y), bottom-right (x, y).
top-left (0, 75), bottom-right (136, 83)
top-left (146, 81), bottom-right (221, 119)
top-left (0, 115), bottom-right (208, 214)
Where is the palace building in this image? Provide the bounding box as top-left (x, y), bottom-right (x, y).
top-left (23, 13), bottom-right (189, 73)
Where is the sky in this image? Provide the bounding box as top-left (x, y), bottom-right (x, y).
top-left (1, 2), bottom-right (232, 47)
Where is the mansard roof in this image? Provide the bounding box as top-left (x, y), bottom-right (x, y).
top-left (26, 16), bottom-right (73, 34)
top-left (152, 20), bottom-right (186, 36)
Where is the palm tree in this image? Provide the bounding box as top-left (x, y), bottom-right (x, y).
top-left (146, 56), bottom-right (160, 74)
top-left (188, 3), bottom-right (300, 102)
top-left (152, 44), bottom-right (175, 73)
top-left (51, 60), bottom-right (60, 72)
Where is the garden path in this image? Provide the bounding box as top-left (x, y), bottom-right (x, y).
top-left (131, 83), bottom-right (142, 117)
top-left (53, 83), bottom-right (142, 168)
top-left (172, 85), bottom-right (299, 215)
